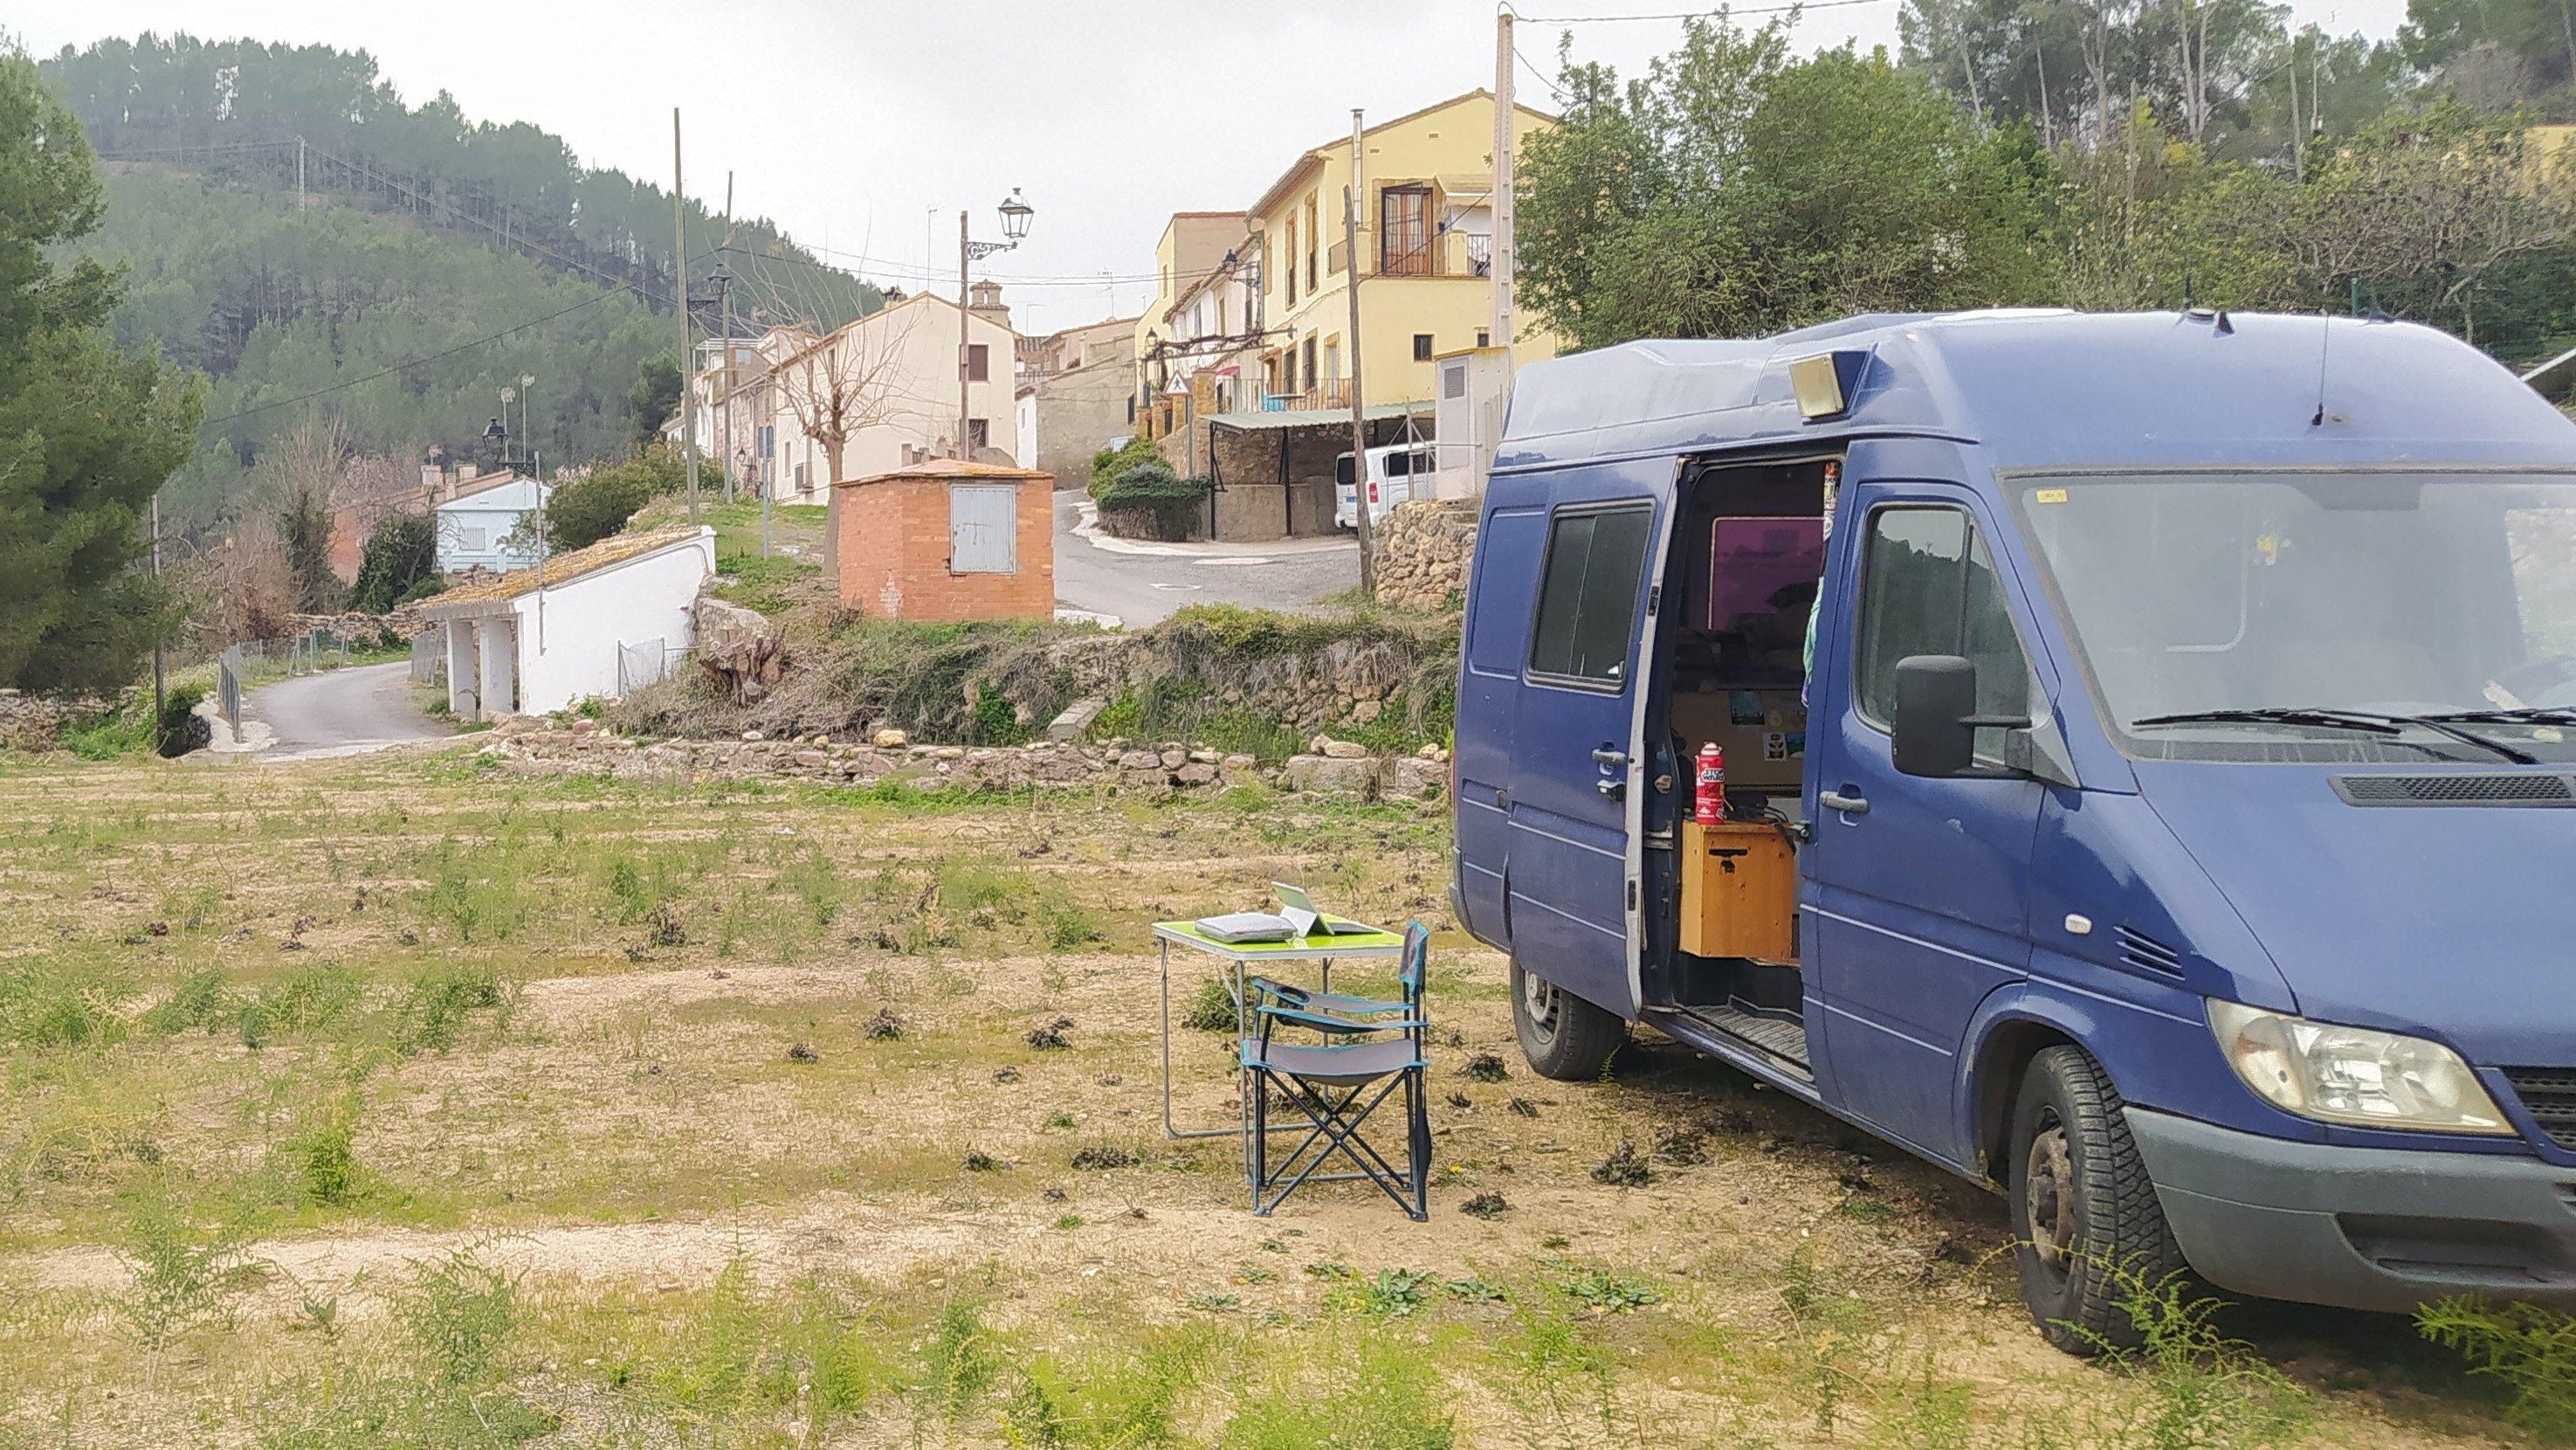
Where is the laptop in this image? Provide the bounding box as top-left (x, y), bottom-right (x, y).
top-left (1272, 882), bottom-right (1377, 939)
top-left (1194, 911), bottom-right (1296, 943)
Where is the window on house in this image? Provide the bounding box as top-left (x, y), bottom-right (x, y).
top-left (1527, 506), bottom-right (1655, 687)
top-left (1323, 341), bottom-right (1340, 391)
top-left (1126, 396), bottom-right (1137, 423)
top-left (1476, 329), bottom-right (1491, 348)
top-left (458, 525), bottom-right (488, 551)
top-left (1413, 333), bottom-right (1434, 362)
top-left (1300, 337), bottom-right (1317, 393)
top-left (1381, 185), bottom-right (1434, 274)
top-left (949, 483), bottom-right (1018, 573)
top-left (968, 344), bottom-right (989, 382)
top-left (794, 461), bottom-right (809, 492)
top-left (1285, 218), bottom-right (1298, 305)
top-left (968, 418), bottom-right (989, 452)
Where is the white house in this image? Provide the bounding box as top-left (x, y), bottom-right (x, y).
top-left (434, 474), bottom-right (552, 574)
top-left (762, 293), bottom-right (1023, 503)
top-left (416, 526), bottom-right (715, 719)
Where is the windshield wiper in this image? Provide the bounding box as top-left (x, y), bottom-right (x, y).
top-left (2421, 707), bottom-right (2576, 728)
top-left (2130, 708), bottom-right (2538, 763)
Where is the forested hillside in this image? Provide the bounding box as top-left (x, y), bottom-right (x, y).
top-left (38, 35), bottom-right (880, 535)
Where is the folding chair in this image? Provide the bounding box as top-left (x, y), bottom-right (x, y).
top-left (1243, 921), bottom-right (1432, 1220)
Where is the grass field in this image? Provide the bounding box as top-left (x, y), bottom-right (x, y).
top-left (0, 744), bottom-right (2549, 1447)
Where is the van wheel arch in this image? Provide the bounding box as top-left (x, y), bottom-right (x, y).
top-left (1972, 1020), bottom-right (2077, 1188)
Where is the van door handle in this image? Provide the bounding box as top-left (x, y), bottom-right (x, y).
top-left (1591, 747), bottom-right (1628, 768)
top-left (1818, 791), bottom-right (1870, 817)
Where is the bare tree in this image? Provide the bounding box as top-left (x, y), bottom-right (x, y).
top-left (761, 303), bottom-right (929, 575)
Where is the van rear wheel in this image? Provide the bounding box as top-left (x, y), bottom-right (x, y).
top-left (1510, 960), bottom-right (1627, 1081)
top-left (2009, 1045), bottom-right (2188, 1356)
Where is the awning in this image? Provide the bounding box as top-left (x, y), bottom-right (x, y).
top-left (1204, 401), bottom-right (1433, 433)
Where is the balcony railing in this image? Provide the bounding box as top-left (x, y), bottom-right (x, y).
top-left (1373, 229), bottom-right (1494, 279)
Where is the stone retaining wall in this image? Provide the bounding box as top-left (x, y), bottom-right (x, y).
top-left (1371, 499), bottom-right (1477, 612)
top-left (485, 716), bottom-right (1449, 802)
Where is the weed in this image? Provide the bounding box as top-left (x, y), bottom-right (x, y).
top-left (864, 1006), bottom-right (905, 1039)
top-left (286, 1093), bottom-right (365, 1206)
top-left (1304, 1260), bottom-right (1357, 1281)
top-left (1340, 1267), bottom-right (1436, 1318)
top-left (1462, 1052), bottom-right (1507, 1082)
top-left (1052, 1213), bottom-right (1085, 1230)
top-left (1560, 1267), bottom-right (1657, 1315)
top-left (1181, 977), bottom-right (1241, 1033)
top-left (253, 961), bottom-right (365, 1034)
top-left (403, 1248), bottom-right (520, 1386)
top-left (114, 1193), bottom-right (252, 1354)
top-left (1027, 1015), bottom-right (1075, 1050)
top-left (141, 967), bottom-right (236, 1035)
top-left (1460, 1191), bottom-right (1510, 1219)
top-left (963, 1149), bottom-right (1002, 1171)
top-left (1217, 1322), bottom-right (1457, 1449)
top-left (1878, 1355), bottom-right (1979, 1449)
top-left (1187, 1291), bottom-right (1242, 1312)
top-left (920, 1300), bottom-right (1001, 1420)
top-left (1444, 1275), bottom-right (1508, 1303)
top-left (1507, 1096), bottom-right (1539, 1117)
top-left (391, 961), bottom-right (506, 1053)
top-left (1042, 901), bottom-right (1103, 950)
top-left (1042, 1111), bottom-right (1077, 1130)
top-left (1653, 1126), bottom-right (1710, 1166)
top-left (2087, 1266), bottom-right (2306, 1449)
top-left (2420, 1295), bottom-right (2576, 1440)
top-left (1589, 1140), bottom-right (1655, 1187)
top-left (1071, 1144), bottom-right (1136, 1171)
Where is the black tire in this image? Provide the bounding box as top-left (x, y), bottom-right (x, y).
top-left (2009, 1044), bottom-right (2189, 1356)
top-left (1510, 958), bottom-right (1628, 1081)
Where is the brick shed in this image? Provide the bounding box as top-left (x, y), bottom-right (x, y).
top-left (832, 459), bottom-right (1055, 621)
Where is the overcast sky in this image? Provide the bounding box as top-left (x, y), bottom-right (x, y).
top-left (24, 0), bottom-right (2413, 336)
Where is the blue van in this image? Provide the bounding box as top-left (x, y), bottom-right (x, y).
top-left (1450, 309), bottom-right (2576, 1351)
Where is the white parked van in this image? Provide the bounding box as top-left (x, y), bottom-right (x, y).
top-left (1334, 443), bottom-right (1436, 529)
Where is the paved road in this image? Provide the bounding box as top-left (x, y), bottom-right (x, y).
top-left (1050, 490), bottom-right (1358, 627)
top-left (240, 661), bottom-right (451, 762)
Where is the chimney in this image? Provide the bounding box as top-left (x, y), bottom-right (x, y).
top-left (968, 280), bottom-right (1010, 331)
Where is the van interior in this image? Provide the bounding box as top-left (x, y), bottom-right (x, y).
top-left (1643, 455), bottom-right (1836, 1076)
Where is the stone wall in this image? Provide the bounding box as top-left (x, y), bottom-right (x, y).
top-left (1371, 499), bottom-right (1477, 611)
top-left (0, 690), bottom-right (107, 750)
top-left (486, 715), bottom-right (1449, 804)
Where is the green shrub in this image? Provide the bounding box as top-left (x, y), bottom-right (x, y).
top-left (1089, 436), bottom-right (1161, 500)
top-left (141, 966), bottom-right (235, 1035)
top-left (545, 465), bottom-right (654, 552)
top-left (350, 512), bottom-right (437, 612)
top-left (287, 1094), bottom-right (366, 1206)
top-left (392, 962), bottom-right (506, 1054)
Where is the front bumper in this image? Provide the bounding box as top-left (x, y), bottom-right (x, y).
top-left (2127, 1108), bottom-right (2576, 1313)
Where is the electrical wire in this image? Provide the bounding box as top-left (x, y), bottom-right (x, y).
top-left (1512, 0), bottom-right (1892, 20)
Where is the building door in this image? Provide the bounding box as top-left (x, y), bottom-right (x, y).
top-left (949, 484), bottom-right (1018, 573)
top-left (1804, 487), bottom-right (2045, 1164)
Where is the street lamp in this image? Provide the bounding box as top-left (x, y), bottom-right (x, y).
top-left (519, 375), bottom-right (535, 473)
top-left (484, 415), bottom-right (507, 473)
top-left (958, 189), bottom-right (1034, 459)
top-left (498, 388), bottom-right (516, 466)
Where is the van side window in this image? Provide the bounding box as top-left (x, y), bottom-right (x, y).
top-left (1853, 506), bottom-right (2031, 753)
top-left (1528, 506), bottom-right (1654, 686)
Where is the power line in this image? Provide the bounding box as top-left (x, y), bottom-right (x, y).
top-left (1512, 0), bottom-right (1893, 19)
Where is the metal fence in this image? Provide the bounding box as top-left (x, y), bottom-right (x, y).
top-left (616, 639), bottom-right (686, 696)
top-left (216, 646), bottom-right (244, 742)
top-left (410, 631), bottom-right (445, 685)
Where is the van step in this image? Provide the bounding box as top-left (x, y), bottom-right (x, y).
top-left (1668, 1001), bottom-right (1810, 1071)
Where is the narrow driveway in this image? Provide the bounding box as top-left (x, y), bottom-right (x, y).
top-left (1051, 491), bottom-right (1358, 627)
top-left (238, 661), bottom-right (451, 763)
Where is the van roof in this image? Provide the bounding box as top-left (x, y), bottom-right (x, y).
top-left (1496, 309), bottom-right (2576, 475)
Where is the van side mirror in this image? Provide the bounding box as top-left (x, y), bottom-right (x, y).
top-left (1892, 655), bottom-right (2028, 777)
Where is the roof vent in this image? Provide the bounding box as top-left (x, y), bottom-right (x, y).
top-left (2333, 774), bottom-right (2576, 807)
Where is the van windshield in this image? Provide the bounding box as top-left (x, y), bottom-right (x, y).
top-left (2013, 471), bottom-right (2576, 763)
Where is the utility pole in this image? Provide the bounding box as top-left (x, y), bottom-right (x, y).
top-left (957, 209), bottom-right (973, 459)
top-left (673, 107), bottom-right (699, 525)
top-left (149, 494), bottom-right (164, 744)
top-left (1491, 8), bottom-right (1517, 354)
top-left (1344, 108), bottom-right (1376, 600)
top-left (297, 135), bottom-right (307, 210)
top-left (720, 170), bottom-right (738, 508)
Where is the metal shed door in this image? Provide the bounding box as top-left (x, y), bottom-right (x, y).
top-left (949, 484), bottom-right (1018, 573)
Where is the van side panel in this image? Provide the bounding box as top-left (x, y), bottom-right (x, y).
top-left (1454, 503), bottom-right (1548, 948)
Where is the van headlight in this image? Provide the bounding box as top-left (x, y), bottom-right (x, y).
top-left (2207, 1000), bottom-right (2513, 1135)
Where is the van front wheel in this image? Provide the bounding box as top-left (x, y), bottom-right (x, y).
top-left (2009, 1045), bottom-right (2187, 1356)
top-left (1510, 960), bottom-right (1627, 1081)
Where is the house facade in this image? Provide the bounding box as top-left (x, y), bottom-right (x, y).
top-left (433, 474), bottom-right (551, 573)
top-left (761, 293), bottom-right (1023, 504)
top-left (417, 526), bottom-right (715, 718)
top-left (1018, 314), bottom-right (1140, 487)
top-left (1244, 90), bottom-right (1561, 416)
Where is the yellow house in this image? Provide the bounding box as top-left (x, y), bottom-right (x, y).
top-left (1132, 212), bottom-right (1251, 427)
top-left (1250, 89), bottom-right (1560, 411)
